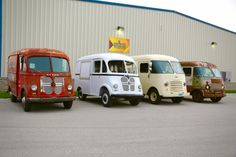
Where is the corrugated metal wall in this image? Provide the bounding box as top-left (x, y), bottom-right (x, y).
top-left (2, 0), bottom-right (236, 81)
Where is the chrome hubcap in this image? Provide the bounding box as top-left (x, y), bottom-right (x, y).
top-left (150, 92), bottom-right (157, 102)
top-left (102, 93), bottom-right (108, 104)
top-left (22, 97), bottom-right (26, 105)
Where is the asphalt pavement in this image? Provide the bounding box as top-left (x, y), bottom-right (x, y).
top-left (0, 94), bottom-right (236, 157)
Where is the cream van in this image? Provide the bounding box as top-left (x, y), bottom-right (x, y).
top-left (133, 55), bottom-right (187, 104)
top-left (74, 53), bottom-right (143, 107)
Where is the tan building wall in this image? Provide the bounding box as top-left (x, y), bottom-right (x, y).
top-left (2, 0), bottom-right (236, 81)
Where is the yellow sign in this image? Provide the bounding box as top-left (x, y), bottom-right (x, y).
top-left (109, 37), bottom-right (130, 53)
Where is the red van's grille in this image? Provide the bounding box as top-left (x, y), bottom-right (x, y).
top-left (40, 77), bottom-right (64, 94)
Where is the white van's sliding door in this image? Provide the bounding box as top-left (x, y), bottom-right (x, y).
top-left (80, 61), bottom-right (91, 94)
top-left (90, 60), bottom-right (102, 96)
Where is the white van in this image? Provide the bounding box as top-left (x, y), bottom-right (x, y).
top-left (74, 53), bottom-right (143, 107)
top-left (133, 55), bottom-right (187, 104)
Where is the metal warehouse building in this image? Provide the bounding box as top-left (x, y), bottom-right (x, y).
top-left (1, 0), bottom-right (236, 82)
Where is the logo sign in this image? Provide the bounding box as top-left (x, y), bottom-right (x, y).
top-left (109, 37), bottom-right (130, 53)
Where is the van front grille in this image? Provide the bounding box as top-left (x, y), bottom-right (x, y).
top-left (170, 81), bottom-right (183, 93)
top-left (211, 83), bottom-right (222, 90)
top-left (54, 77), bottom-right (64, 94)
top-left (40, 77), bottom-right (53, 94)
top-left (40, 76), bottom-right (64, 94)
top-left (121, 76), bottom-right (135, 91)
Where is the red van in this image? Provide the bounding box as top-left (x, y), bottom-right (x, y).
top-left (7, 48), bottom-right (75, 111)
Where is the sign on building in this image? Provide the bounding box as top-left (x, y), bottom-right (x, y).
top-left (109, 37), bottom-right (130, 53)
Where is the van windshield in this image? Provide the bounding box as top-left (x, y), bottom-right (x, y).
top-left (151, 61), bottom-right (174, 74)
top-left (28, 56), bottom-right (69, 72)
top-left (171, 61), bottom-right (184, 74)
top-left (212, 68), bottom-right (222, 78)
top-left (193, 67), bottom-right (214, 77)
top-left (108, 60), bottom-right (137, 74)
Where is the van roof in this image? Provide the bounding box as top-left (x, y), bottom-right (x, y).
top-left (132, 54), bottom-right (179, 62)
top-left (180, 61), bottom-right (217, 68)
top-left (77, 53), bottom-right (135, 62)
top-left (10, 48), bottom-right (68, 58)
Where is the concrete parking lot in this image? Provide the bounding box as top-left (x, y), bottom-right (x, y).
top-left (0, 94), bottom-right (236, 157)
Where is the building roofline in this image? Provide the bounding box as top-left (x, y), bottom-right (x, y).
top-left (80, 0), bottom-right (236, 35)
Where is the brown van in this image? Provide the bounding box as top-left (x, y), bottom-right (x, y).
top-left (180, 61), bottom-right (225, 102)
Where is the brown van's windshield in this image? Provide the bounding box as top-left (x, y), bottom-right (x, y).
top-left (28, 56), bottom-right (69, 72)
top-left (193, 67), bottom-right (214, 77)
top-left (212, 68), bottom-right (222, 78)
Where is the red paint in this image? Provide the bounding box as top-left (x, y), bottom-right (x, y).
top-left (7, 48), bottom-right (74, 101)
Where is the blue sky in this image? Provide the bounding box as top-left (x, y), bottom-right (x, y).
top-left (100, 0), bottom-right (236, 33)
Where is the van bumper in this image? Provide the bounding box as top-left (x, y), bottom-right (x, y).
top-left (110, 94), bottom-right (144, 99)
top-left (27, 97), bottom-right (76, 103)
top-left (203, 90), bottom-right (226, 98)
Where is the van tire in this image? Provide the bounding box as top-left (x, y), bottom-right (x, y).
top-left (21, 91), bottom-right (31, 112)
top-left (148, 88), bottom-right (161, 104)
top-left (210, 97), bottom-right (222, 102)
top-left (171, 97), bottom-right (183, 103)
top-left (11, 94), bottom-right (17, 102)
top-left (78, 88), bottom-right (87, 101)
top-left (63, 101), bottom-right (73, 109)
top-left (101, 89), bottom-right (112, 107)
top-left (192, 90), bottom-right (203, 102)
top-left (129, 98), bottom-right (140, 106)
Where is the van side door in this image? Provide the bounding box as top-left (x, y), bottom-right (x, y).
top-left (79, 61), bottom-right (91, 94)
top-left (139, 62), bottom-right (149, 94)
top-left (90, 59), bottom-right (102, 96)
top-left (8, 55), bottom-right (18, 96)
top-left (17, 55), bottom-right (27, 97)
top-left (183, 67), bottom-right (193, 92)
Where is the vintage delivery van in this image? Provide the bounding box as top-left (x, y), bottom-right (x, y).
top-left (7, 48), bottom-right (75, 111)
top-left (133, 55), bottom-right (187, 104)
top-left (74, 53), bottom-right (143, 107)
top-left (180, 61), bottom-right (225, 102)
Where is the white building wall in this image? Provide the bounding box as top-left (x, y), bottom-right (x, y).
top-left (2, 0), bottom-right (236, 81)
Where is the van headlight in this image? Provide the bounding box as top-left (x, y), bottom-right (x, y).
top-left (221, 84), bottom-right (225, 90)
top-left (31, 85), bottom-right (37, 91)
top-left (205, 84), bottom-right (210, 90)
top-left (138, 85), bottom-right (142, 90)
top-left (67, 85), bottom-right (73, 91)
top-left (164, 82), bottom-right (169, 87)
top-left (113, 84), bottom-right (118, 91)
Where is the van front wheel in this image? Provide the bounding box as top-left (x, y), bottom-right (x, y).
top-left (210, 97), bottom-right (222, 102)
top-left (172, 97), bottom-right (183, 103)
top-left (63, 101), bottom-right (73, 109)
top-left (148, 89), bottom-right (161, 104)
top-left (21, 91), bottom-right (31, 112)
top-left (101, 89), bottom-right (112, 107)
top-left (192, 91), bottom-right (203, 102)
top-left (129, 98), bottom-right (140, 106)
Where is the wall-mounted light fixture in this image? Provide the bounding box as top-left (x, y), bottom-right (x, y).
top-left (116, 26), bottom-right (124, 36)
top-left (211, 42), bottom-right (217, 48)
